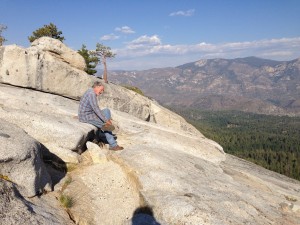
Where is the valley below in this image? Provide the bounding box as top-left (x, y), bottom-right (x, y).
top-left (109, 56), bottom-right (300, 181)
top-left (171, 108), bottom-right (300, 181)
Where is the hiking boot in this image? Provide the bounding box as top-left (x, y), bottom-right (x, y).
top-left (109, 145), bottom-right (124, 151)
top-left (101, 124), bottom-right (115, 132)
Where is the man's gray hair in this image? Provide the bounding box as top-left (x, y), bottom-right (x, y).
top-left (92, 81), bottom-right (103, 88)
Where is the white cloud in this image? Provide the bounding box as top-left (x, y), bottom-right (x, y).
top-left (100, 33), bottom-right (119, 41)
top-left (127, 35), bottom-right (161, 49)
top-left (261, 51), bottom-right (293, 57)
top-left (169, 9), bottom-right (195, 17)
top-left (115, 26), bottom-right (135, 34)
top-left (109, 37), bottom-right (300, 70)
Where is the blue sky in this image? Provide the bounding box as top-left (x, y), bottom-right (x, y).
top-left (1, 0), bottom-right (300, 70)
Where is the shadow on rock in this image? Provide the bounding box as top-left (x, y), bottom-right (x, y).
top-left (84, 129), bottom-right (118, 150)
top-left (96, 129), bottom-right (117, 143)
top-left (131, 206), bottom-right (161, 225)
top-left (76, 128), bottom-right (118, 154)
top-left (40, 144), bottom-right (67, 188)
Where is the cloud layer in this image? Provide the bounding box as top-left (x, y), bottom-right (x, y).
top-left (107, 36), bottom-right (300, 70)
top-left (101, 25), bottom-right (135, 41)
top-left (115, 26), bottom-right (135, 34)
top-left (100, 33), bottom-right (119, 41)
top-left (169, 9), bottom-right (195, 17)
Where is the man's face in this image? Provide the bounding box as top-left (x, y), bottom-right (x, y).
top-left (94, 86), bottom-right (104, 95)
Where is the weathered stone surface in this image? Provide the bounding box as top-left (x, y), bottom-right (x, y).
top-left (108, 110), bottom-right (300, 225)
top-left (86, 141), bottom-right (108, 164)
top-left (0, 38), bottom-right (204, 134)
top-left (63, 161), bottom-right (141, 225)
top-left (0, 42), bottom-right (93, 100)
top-left (0, 84), bottom-right (97, 163)
top-left (31, 37), bottom-right (86, 70)
top-left (0, 119), bottom-right (52, 197)
top-left (100, 82), bottom-right (200, 134)
top-left (0, 179), bottom-right (72, 225)
top-left (0, 81), bottom-right (200, 165)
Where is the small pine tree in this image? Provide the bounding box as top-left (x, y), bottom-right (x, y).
top-left (28, 23), bottom-right (65, 43)
top-left (78, 44), bottom-right (99, 75)
top-left (94, 43), bottom-right (116, 83)
top-left (0, 24), bottom-right (7, 46)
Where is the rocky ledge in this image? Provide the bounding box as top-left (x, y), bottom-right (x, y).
top-left (0, 38), bottom-right (299, 225)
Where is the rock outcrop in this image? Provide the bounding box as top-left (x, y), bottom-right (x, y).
top-left (0, 84), bottom-right (96, 163)
top-left (0, 119), bottom-right (52, 197)
top-left (31, 37), bottom-right (86, 71)
top-left (1, 38), bottom-right (299, 225)
top-left (0, 179), bottom-right (72, 225)
top-left (0, 37), bottom-right (200, 132)
top-left (0, 38), bottom-right (90, 99)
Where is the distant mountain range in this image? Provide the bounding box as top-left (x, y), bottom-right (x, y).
top-left (108, 57), bottom-right (300, 115)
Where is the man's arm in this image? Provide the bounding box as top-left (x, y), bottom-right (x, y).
top-left (89, 92), bottom-right (108, 122)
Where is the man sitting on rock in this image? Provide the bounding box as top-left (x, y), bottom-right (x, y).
top-left (78, 81), bottom-right (124, 151)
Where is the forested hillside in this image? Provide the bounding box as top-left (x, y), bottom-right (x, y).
top-left (172, 109), bottom-right (300, 180)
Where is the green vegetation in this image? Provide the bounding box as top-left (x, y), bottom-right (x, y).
top-left (77, 43), bottom-right (116, 78)
top-left (61, 175), bottom-right (73, 191)
top-left (0, 24), bottom-right (7, 46)
top-left (64, 176), bottom-right (73, 186)
top-left (123, 85), bottom-right (145, 96)
top-left (94, 43), bottom-right (116, 83)
top-left (66, 163), bottom-right (78, 172)
top-left (59, 194), bottom-right (74, 208)
top-left (0, 174), bottom-right (11, 182)
top-left (78, 44), bottom-right (99, 75)
top-left (173, 109), bottom-right (300, 181)
top-left (59, 175), bottom-right (74, 208)
top-left (285, 195), bottom-right (298, 202)
top-left (28, 23), bottom-right (65, 43)
top-left (9, 24), bottom-right (116, 80)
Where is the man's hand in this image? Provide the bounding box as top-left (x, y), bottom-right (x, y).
top-left (105, 119), bottom-right (112, 126)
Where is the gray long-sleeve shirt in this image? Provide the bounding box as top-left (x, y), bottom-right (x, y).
top-left (78, 88), bottom-right (108, 123)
